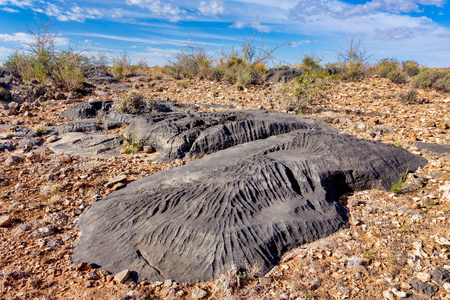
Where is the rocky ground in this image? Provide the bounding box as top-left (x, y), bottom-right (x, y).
top-left (0, 71), bottom-right (449, 299)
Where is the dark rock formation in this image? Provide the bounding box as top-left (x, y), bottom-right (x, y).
top-left (413, 142), bottom-right (450, 154)
top-left (266, 68), bottom-right (304, 83)
top-left (59, 101), bottom-right (113, 120)
top-left (55, 119), bottom-right (103, 134)
top-left (82, 66), bottom-right (117, 83)
top-left (49, 132), bottom-right (122, 159)
top-left (124, 110), bottom-right (332, 162)
top-left (74, 125), bottom-right (427, 283)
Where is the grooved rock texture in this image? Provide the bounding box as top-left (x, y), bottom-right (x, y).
top-left (59, 101), bottom-right (113, 120)
top-left (49, 132), bottom-right (122, 159)
top-left (74, 125), bottom-right (427, 283)
top-left (124, 110), bottom-right (333, 162)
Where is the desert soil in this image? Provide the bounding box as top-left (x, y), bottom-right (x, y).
top-left (0, 74), bottom-right (449, 300)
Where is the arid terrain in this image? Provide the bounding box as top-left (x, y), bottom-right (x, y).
top-left (0, 72), bottom-right (449, 300)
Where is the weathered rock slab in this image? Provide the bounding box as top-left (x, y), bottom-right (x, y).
top-left (49, 132), bottom-right (122, 159)
top-left (74, 124), bottom-right (427, 283)
top-left (125, 110), bottom-right (336, 162)
top-left (59, 101), bottom-right (113, 120)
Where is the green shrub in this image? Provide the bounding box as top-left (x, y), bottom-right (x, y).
top-left (50, 50), bottom-right (86, 91)
top-left (112, 91), bottom-right (160, 114)
top-left (177, 79), bottom-right (190, 88)
top-left (399, 89), bottom-right (419, 104)
top-left (33, 125), bottom-right (47, 136)
top-left (340, 61), bottom-right (365, 82)
top-left (411, 68), bottom-right (450, 92)
top-left (285, 70), bottom-right (338, 113)
top-left (299, 54), bottom-right (321, 70)
top-left (391, 167), bottom-right (409, 194)
top-left (375, 58), bottom-right (406, 84)
top-left (169, 42), bottom-right (213, 79)
top-left (402, 60), bottom-right (420, 77)
top-left (0, 87), bottom-right (9, 101)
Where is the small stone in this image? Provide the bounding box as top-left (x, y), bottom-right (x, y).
top-left (105, 175), bottom-right (127, 188)
top-left (348, 197), bottom-right (359, 207)
top-left (37, 239), bottom-right (46, 247)
top-left (126, 290), bottom-right (139, 298)
top-left (47, 135), bottom-right (59, 143)
top-left (29, 225), bottom-right (54, 239)
top-left (114, 269), bottom-right (130, 284)
top-left (106, 275), bottom-right (114, 282)
top-left (410, 277), bottom-right (438, 296)
top-left (85, 281), bottom-right (96, 288)
top-left (143, 145), bottom-right (155, 153)
top-left (382, 290), bottom-right (395, 300)
top-left (259, 276), bottom-right (273, 285)
top-left (0, 215), bottom-right (12, 227)
top-left (191, 286), bottom-right (208, 299)
top-left (86, 272), bottom-right (99, 280)
top-left (5, 155), bottom-right (23, 165)
top-left (279, 293), bottom-right (289, 300)
top-left (417, 272), bottom-right (431, 282)
top-left (164, 279), bottom-right (173, 287)
top-left (391, 288), bottom-right (407, 298)
top-left (443, 282), bottom-right (450, 293)
top-left (401, 282), bottom-right (411, 290)
top-left (431, 267), bottom-right (450, 287)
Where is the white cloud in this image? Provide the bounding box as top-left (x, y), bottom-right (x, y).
top-left (126, 0), bottom-right (185, 22)
top-left (230, 21), bottom-right (271, 33)
top-left (44, 3), bottom-right (102, 22)
top-left (198, 0), bottom-right (224, 16)
top-left (290, 40), bottom-right (311, 47)
top-left (0, 0), bottom-right (34, 8)
top-left (0, 32), bottom-right (69, 46)
top-left (0, 7), bottom-right (19, 13)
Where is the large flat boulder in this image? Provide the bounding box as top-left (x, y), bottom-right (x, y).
top-left (48, 132), bottom-right (122, 159)
top-left (73, 126), bottom-right (427, 283)
top-left (124, 110), bottom-right (334, 162)
top-left (59, 101), bottom-right (113, 120)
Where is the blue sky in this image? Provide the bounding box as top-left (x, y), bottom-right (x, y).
top-left (0, 0), bottom-right (449, 67)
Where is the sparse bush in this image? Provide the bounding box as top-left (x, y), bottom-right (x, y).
top-left (285, 70), bottom-right (338, 113)
top-left (121, 137), bottom-right (143, 154)
top-left (391, 167), bottom-right (409, 194)
top-left (50, 50), bottom-right (86, 91)
top-left (112, 50), bottom-right (134, 79)
top-left (374, 58), bottom-right (406, 84)
top-left (92, 52), bottom-right (109, 70)
top-left (33, 125), bottom-right (47, 136)
top-left (112, 91), bottom-right (160, 114)
top-left (402, 60), bottom-right (420, 77)
top-left (399, 89), bottom-right (419, 104)
top-left (177, 79), bottom-right (190, 88)
top-left (337, 38), bottom-right (371, 81)
top-left (4, 20), bottom-right (87, 91)
top-left (298, 54), bottom-right (322, 70)
top-left (0, 87), bottom-right (9, 101)
top-left (168, 42), bottom-right (213, 79)
top-left (411, 68), bottom-right (450, 92)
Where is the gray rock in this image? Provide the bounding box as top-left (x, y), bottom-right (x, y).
top-left (410, 277), bottom-right (438, 296)
top-left (266, 68), bottom-right (304, 83)
top-left (114, 269), bottom-right (130, 283)
top-left (414, 142), bottom-right (450, 154)
top-left (0, 215), bottom-right (12, 227)
top-left (74, 124), bottom-right (426, 283)
top-left (0, 140), bottom-right (15, 152)
top-left (12, 128), bottom-right (36, 138)
top-left (82, 66), bottom-right (117, 83)
top-left (125, 110), bottom-right (336, 162)
top-left (431, 267), bottom-right (450, 287)
top-left (105, 175), bottom-right (127, 189)
top-left (59, 101), bottom-right (113, 120)
top-left (0, 67), bottom-right (18, 78)
top-left (103, 112), bottom-right (136, 130)
top-left (29, 225), bottom-right (55, 239)
top-left (191, 286), bottom-right (208, 299)
top-left (17, 139), bottom-right (40, 151)
top-left (164, 279), bottom-right (173, 287)
top-left (55, 119), bottom-right (103, 134)
top-left (48, 132), bottom-right (122, 159)
top-left (5, 154), bottom-right (23, 165)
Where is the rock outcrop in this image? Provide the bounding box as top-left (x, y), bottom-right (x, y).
top-left (74, 124), bottom-right (427, 283)
top-left (124, 110), bottom-right (333, 162)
